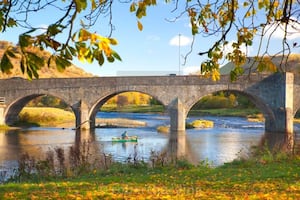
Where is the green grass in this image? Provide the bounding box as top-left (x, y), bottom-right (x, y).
top-left (0, 156), bottom-right (299, 199)
top-left (189, 108), bottom-right (261, 117)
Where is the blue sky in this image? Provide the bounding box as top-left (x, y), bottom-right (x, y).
top-left (1, 1), bottom-right (300, 76)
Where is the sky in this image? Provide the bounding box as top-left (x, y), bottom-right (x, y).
top-left (1, 1), bottom-right (300, 77)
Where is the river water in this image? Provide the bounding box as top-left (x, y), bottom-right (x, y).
top-left (1, 112), bottom-right (299, 177)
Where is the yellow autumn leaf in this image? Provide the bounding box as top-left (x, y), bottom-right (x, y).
top-left (96, 35), bottom-right (111, 45)
top-left (137, 20), bottom-right (143, 31)
top-left (268, 63), bottom-right (277, 72)
top-left (245, 11), bottom-right (251, 17)
top-left (90, 33), bottom-right (98, 43)
top-left (130, 2), bottom-right (136, 12)
top-left (276, 10), bottom-right (283, 19)
top-left (78, 29), bottom-right (90, 42)
top-left (211, 69), bottom-right (220, 81)
top-left (98, 41), bottom-right (112, 57)
top-left (109, 38), bottom-right (118, 45)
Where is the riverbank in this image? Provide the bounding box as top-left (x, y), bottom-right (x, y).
top-left (11, 107), bottom-right (148, 129)
top-left (7, 106), bottom-right (300, 129)
top-left (17, 107), bottom-right (75, 128)
top-left (105, 106), bottom-right (300, 124)
top-left (1, 156), bottom-right (299, 199)
top-left (101, 104), bottom-right (165, 113)
top-left (101, 105), bottom-right (261, 118)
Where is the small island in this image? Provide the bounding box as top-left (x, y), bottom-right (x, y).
top-left (157, 119), bottom-right (214, 134)
top-left (95, 118), bottom-right (146, 128)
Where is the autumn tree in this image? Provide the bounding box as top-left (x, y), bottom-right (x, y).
top-left (116, 95), bottom-right (128, 108)
top-left (0, 0), bottom-right (299, 80)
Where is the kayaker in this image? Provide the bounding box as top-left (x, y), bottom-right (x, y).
top-left (121, 131), bottom-right (128, 139)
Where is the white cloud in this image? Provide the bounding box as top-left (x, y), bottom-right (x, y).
top-left (169, 35), bottom-right (192, 46)
top-left (264, 19), bottom-right (300, 40)
top-left (182, 66), bottom-right (200, 75)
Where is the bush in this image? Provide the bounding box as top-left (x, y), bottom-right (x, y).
top-left (192, 95), bottom-right (232, 109)
top-left (157, 126), bottom-right (169, 133)
top-left (186, 119), bottom-right (214, 129)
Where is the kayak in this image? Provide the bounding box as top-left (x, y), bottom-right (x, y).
top-left (112, 136), bottom-right (138, 142)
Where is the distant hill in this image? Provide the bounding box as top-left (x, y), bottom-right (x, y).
top-left (220, 54), bottom-right (300, 75)
top-left (0, 41), bottom-right (94, 78)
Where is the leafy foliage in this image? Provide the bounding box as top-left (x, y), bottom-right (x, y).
top-left (0, 0), bottom-right (299, 80)
top-left (0, 1), bottom-right (121, 79)
top-left (106, 92), bottom-right (154, 107)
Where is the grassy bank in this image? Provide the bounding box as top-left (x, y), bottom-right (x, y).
top-left (101, 104), bottom-right (165, 113)
top-left (188, 108), bottom-right (261, 117)
top-left (17, 107), bottom-right (75, 127)
top-left (102, 105), bottom-right (261, 117)
top-left (1, 156), bottom-right (299, 199)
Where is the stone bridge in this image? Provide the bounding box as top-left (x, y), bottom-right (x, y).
top-left (0, 72), bottom-right (299, 134)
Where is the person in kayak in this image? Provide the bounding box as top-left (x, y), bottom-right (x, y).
top-left (121, 131), bottom-right (128, 139)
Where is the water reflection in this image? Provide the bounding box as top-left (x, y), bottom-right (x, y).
top-left (259, 132), bottom-right (295, 154)
top-left (0, 114), bottom-right (299, 174)
top-left (167, 131), bottom-right (187, 159)
top-left (0, 128), bottom-right (75, 168)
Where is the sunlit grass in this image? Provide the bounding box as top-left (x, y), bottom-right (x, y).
top-left (294, 118), bottom-right (300, 123)
top-left (1, 156), bottom-right (299, 199)
top-left (17, 107), bottom-right (75, 127)
top-left (101, 104), bottom-right (165, 113)
top-left (0, 125), bottom-right (15, 130)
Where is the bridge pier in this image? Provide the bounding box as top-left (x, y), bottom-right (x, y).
top-left (168, 98), bottom-right (186, 132)
top-left (72, 100), bottom-right (90, 130)
top-left (259, 72), bottom-right (294, 134)
top-left (0, 106), bottom-right (5, 126)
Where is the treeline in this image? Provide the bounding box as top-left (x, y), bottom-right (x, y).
top-left (104, 92), bottom-right (160, 107)
top-left (191, 91), bottom-right (255, 110)
top-left (27, 95), bottom-right (69, 109)
top-left (27, 92), bottom-right (160, 109)
top-left (27, 92), bottom-right (255, 110)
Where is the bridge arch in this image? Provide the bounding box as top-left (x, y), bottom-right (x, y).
top-left (4, 93), bottom-right (72, 126)
top-left (88, 90), bottom-right (166, 128)
top-left (186, 89), bottom-right (275, 123)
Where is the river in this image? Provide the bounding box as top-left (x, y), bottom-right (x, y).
top-left (1, 112), bottom-right (299, 179)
